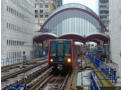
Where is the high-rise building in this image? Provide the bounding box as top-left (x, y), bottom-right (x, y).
top-left (1, 0), bottom-right (37, 66)
top-left (98, 0), bottom-right (109, 28)
top-left (56, 0), bottom-right (62, 7)
top-left (34, 0), bottom-right (62, 25)
top-left (109, 0), bottom-right (121, 78)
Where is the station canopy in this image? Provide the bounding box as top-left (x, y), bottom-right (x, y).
top-left (34, 3), bottom-right (109, 43)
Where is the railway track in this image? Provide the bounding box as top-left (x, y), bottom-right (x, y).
top-left (1, 59), bottom-right (48, 90)
top-left (28, 67), bottom-right (53, 90)
top-left (30, 72), bottom-right (71, 90)
top-left (2, 59), bottom-right (48, 82)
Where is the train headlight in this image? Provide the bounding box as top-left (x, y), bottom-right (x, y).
top-left (67, 58), bottom-right (71, 63)
top-left (50, 58), bottom-right (53, 62)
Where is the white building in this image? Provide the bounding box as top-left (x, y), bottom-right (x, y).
top-left (109, 0), bottom-right (121, 77)
top-left (98, 0), bottom-right (109, 28)
top-left (1, 0), bottom-right (37, 66)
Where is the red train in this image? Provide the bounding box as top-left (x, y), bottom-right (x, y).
top-left (48, 39), bottom-right (78, 72)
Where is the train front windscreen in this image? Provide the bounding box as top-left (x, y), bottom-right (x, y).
top-left (50, 40), bottom-right (71, 57)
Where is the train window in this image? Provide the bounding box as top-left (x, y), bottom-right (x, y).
top-left (57, 44), bottom-right (64, 57)
top-left (50, 42), bottom-right (56, 56)
top-left (65, 43), bottom-right (71, 55)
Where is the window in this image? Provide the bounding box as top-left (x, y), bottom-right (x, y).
top-left (100, 10), bottom-right (109, 14)
top-left (45, 5), bottom-right (49, 8)
top-left (40, 10), bottom-right (43, 13)
top-left (35, 15), bottom-right (38, 18)
top-left (15, 10), bottom-right (16, 15)
top-left (17, 12), bottom-right (19, 16)
top-left (9, 40), bottom-right (11, 45)
top-left (65, 42), bottom-right (71, 55)
top-left (7, 6), bottom-right (9, 11)
top-left (45, 15), bottom-right (48, 18)
top-left (35, 4), bottom-right (36, 8)
top-left (40, 15), bottom-right (43, 18)
top-left (35, 10), bottom-right (38, 14)
top-left (57, 44), bottom-right (64, 56)
top-left (40, 20), bottom-right (44, 23)
top-left (9, 24), bottom-right (11, 29)
top-left (100, 0), bottom-right (108, 3)
top-left (50, 41), bottom-right (56, 56)
top-left (100, 15), bottom-right (107, 19)
top-left (35, 20), bottom-right (38, 23)
top-left (7, 40), bottom-right (9, 45)
top-left (9, 23), bottom-right (10, 29)
top-left (10, 8), bottom-right (12, 13)
top-left (9, 7), bottom-right (11, 12)
top-left (7, 23), bottom-right (8, 28)
top-left (45, 0), bottom-right (49, 3)
top-left (44, 9), bottom-right (49, 13)
top-left (40, 3), bottom-right (43, 8)
top-left (11, 8), bottom-right (13, 14)
top-left (17, 41), bottom-right (18, 45)
top-left (40, 0), bottom-right (43, 2)
top-left (100, 5), bottom-right (107, 8)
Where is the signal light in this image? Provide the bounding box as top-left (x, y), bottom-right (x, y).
top-left (67, 58), bottom-right (71, 63)
top-left (50, 59), bottom-right (53, 62)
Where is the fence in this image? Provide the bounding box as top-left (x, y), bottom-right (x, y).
top-left (1, 53), bottom-right (48, 67)
top-left (88, 52), bottom-right (117, 83)
top-left (90, 72), bottom-right (101, 90)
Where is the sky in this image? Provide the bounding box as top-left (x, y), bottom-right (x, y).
top-left (63, 0), bottom-right (99, 15)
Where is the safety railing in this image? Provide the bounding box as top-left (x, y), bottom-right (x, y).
top-left (88, 52), bottom-right (117, 83)
top-left (1, 57), bottom-right (23, 67)
top-left (90, 71), bottom-right (101, 90)
top-left (1, 53), bottom-right (48, 67)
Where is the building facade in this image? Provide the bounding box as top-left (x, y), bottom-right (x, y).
top-left (56, 0), bottom-right (62, 7)
top-left (34, 0), bottom-right (62, 25)
top-left (1, 0), bottom-right (37, 66)
top-left (98, 0), bottom-right (109, 28)
top-left (109, 0), bottom-right (121, 77)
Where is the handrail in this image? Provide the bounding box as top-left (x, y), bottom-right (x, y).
top-left (90, 72), bottom-right (101, 90)
top-left (87, 52), bottom-right (117, 83)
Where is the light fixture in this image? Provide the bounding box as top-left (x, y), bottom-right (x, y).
top-left (67, 58), bottom-right (71, 63)
top-left (50, 58), bottom-right (53, 62)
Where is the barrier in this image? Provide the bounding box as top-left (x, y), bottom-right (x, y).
top-left (88, 52), bottom-right (117, 83)
top-left (90, 72), bottom-right (101, 90)
top-left (7, 83), bottom-right (30, 90)
top-left (1, 53), bottom-right (48, 67)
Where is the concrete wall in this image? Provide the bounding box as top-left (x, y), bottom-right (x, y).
top-left (109, 0), bottom-right (121, 77)
top-left (1, 0), bottom-right (37, 60)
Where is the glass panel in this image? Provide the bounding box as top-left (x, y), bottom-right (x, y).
top-left (45, 4), bottom-right (48, 8)
top-left (50, 41), bottom-right (56, 56)
top-left (40, 10), bottom-right (43, 13)
top-left (65, 42), bottom-right (71, 55)
top-left (40, 3), bottom-right (43, 8)
top-left (40, 15), bottom-right (43, 18)
top-left (57, 44), bottom-right (64, 56)
top-left (45, 15), bottom-right (48, 18)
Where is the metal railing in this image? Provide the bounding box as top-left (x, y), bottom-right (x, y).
top-left (88, 52), bottom-right (117, 83)
top-left (90, 72), bottom-right (101, 90)
top-left (1, 53), bottom-right (48, 67)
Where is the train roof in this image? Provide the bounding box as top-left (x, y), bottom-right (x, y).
top-left (50, 39), bottom-right (72, 42)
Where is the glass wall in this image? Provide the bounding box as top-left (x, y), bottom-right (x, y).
top-left (41, 3), bottom-right (105, 37)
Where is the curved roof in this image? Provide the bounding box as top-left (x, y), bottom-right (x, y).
top-left (35, 3), bottom-right (109, 43)
top-left (86, 34), bottom-right (109, 42)
top-left (34, 33), bottom-right (109, 43)
top-left (59, 34), bottom-right (85, 42)
top-left (34, 34), bottom-right (56, 43)
top-left (40, 3), bottom-right (107, 32)
top-left (49, 3), bottom-right (97, 17)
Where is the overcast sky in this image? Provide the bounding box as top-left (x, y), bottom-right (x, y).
top-left (63, 0), bottom-right (99, 15)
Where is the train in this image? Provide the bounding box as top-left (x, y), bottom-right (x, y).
top-left (48, 39), bottom-right (78, 72)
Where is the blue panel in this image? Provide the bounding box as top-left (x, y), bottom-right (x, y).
top-left (58, 57), bottom-right (63, 61)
